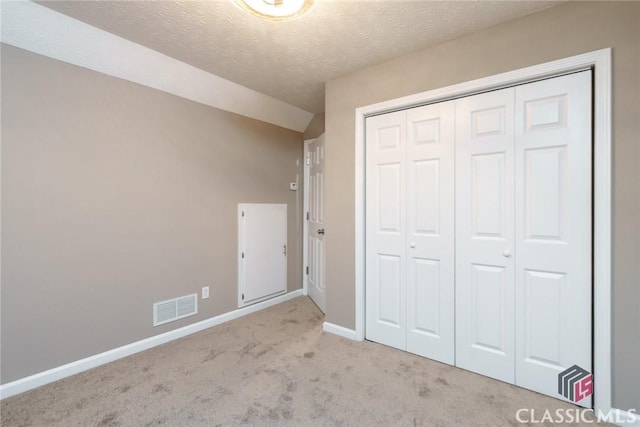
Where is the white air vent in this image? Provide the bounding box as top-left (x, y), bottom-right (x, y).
top-left (153, 293), bottom-right (198, 327)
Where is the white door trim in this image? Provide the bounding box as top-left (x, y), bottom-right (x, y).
top-left (354, 49), bottom-right (612, 413)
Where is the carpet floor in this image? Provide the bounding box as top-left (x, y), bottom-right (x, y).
top-left (1, 296), bottom-right (607, 426)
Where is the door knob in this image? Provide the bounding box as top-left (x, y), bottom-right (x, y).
top-left (317, 228), bottom-right (325, 235)
top-left (503, 250), bottom-right (512, 258)
top-left (409, 242), bottom-right (416, 248)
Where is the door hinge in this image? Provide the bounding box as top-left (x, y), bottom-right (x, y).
top-left (242, 293), bottom-right (244, 300)
top-left (283, 244), bottom-right (287, 256)
top-left (241, 210), bottom-right (245, 217)
top-left (306, 211), bottom-right (310, 220)
top-left (242, 252), bottom-right (245, 259)
top-left (306, 266), bottom-right (309, 275)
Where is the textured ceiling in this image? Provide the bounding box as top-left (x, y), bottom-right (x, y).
top-left (40, 0), bottom-right (562, 114)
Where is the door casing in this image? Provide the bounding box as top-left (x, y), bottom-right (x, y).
top-left (351, 49), bottom-right (612, 413)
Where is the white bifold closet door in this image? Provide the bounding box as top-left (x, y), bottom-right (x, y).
top-left (366, 71), bottom-right (592, 405)
top-left (365, 101), bottom-right (455, 365)
top-left (454, 87), bottom-right (517, 383)
top-left (514, 72), bottom-right (592, 404)
top-left (455, 72), bottom-right (592, 406)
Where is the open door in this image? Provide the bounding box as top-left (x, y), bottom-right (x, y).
top-left (305, 135), bottom-right (326, 313)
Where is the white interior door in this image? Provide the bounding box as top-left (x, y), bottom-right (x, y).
top-left (238, 203), bottom-right (287, 307)
top-left (307, 135), bottom-right (326, 313)
top-left (405, 102), bottom-right (455, 364)
top-left (514, 71), bottom-right (592, 406)
top-left (455, 88), bottom-right (516, 383)
top-left (365, 110), bottom-right (407, 349)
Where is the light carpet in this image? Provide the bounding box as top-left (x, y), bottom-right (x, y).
top-left (0, 296), bottom-right (607, 426)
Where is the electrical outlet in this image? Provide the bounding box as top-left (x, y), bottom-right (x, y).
top-left (202, 286), bottom-right (210, 299)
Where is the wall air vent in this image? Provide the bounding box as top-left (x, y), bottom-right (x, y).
top-left (153, 293), bottom-right (198, 327)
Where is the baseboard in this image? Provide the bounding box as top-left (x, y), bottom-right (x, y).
top-left (322, 322), bottom-right (360, 341)
top-left (609, 408), bottom-right (640, 427)
top-left (0, 289), bottom-right (304, 400)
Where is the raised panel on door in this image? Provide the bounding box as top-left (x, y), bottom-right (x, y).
top-left (455, 88), bottom-right (515, 383)
top-left (470, 264), bottom-right (509, 354)
top-left (514, 71), bottom-right (592, 406)
top-left (377, 254), bottom-right (402, 326)
top-left (405, 102), bottom-right (455, 364)
top-left (365, 111), bottom-right (407, 349)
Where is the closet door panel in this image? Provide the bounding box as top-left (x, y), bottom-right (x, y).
top-left (514, 71), bottom-right (592, 406)
top-left (365, 111), bottom-right (407, 349)
top-left (406, 101), bottom-right (455, 364)
top-left (455, 88), bottom-right (516, 383)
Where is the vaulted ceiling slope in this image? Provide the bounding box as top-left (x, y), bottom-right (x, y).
top-left (39, 0), bottom-right (561, 114)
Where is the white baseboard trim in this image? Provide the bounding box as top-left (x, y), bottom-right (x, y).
top-left (609, 408), bottom-right (640, 427)
top-left (0, 289), bottom-right (304, 400)
top-left (322, 322), bottom-right (360, 341)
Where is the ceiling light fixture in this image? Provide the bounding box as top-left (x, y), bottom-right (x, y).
top-left (233, 0), bottom-right (314, 21)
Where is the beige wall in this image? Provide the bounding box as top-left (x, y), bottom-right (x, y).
top-left (303, 113), bottom-right (325, 140)
top-left (325, 2), bottom-right (639, 410)
top-left (1, 45), bottom-right (304, 383)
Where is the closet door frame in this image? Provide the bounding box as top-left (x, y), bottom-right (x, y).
top-left (353, 49), bottom-right (612, 413)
